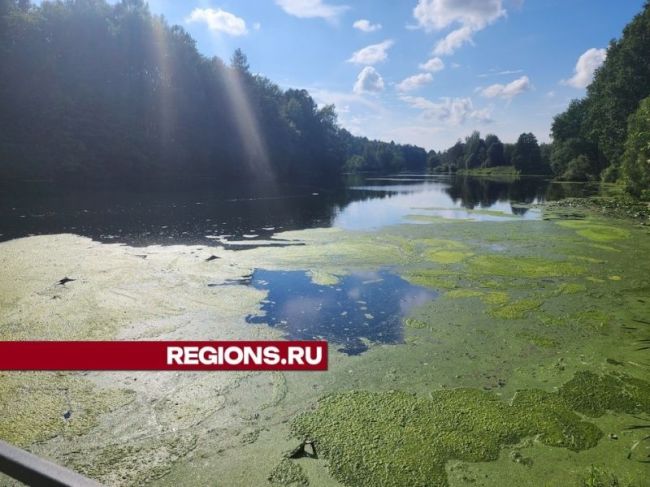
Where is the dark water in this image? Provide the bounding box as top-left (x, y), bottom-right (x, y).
top-left (0, 175), bottom-right (597, 246)
top-left (245, 269), bottom-right (437, 355)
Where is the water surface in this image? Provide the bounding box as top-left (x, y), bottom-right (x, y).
top-left (245, 269), bottom-right (437, 355)
top-left (0, 175), bottom-right (597, 246)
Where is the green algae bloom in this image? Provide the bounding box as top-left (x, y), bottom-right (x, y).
top-left (488, 298), bottom-right (543, 320)
top-left (0, 372), bottom-right (134, 448)
top-left (558, 371), bottom-right (650, 417)
top-left (268, 459), bottom-right (309, 486)
top-left (404, 268), bottom-right (460, 290)
top-left (556, 282), bottom-right (587, 295)
top-left (404, 317), bottom-right (429, 329)
top-left (556, 220), bottom-right (631, 242)
top-left (291, 380), bottom-right (609, 487)
top-left (469, 255), bottom-right (584, 279)
top-left (516, 332), bottom-right (560, 348)
top-left (427, 250), bottom-right (471, 264)
top-left (444, 289), bottom-right (484, 299)
top-left (291, 370), bottom-right (650, 486)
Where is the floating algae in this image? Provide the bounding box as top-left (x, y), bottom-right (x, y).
top-left (0, 372), bottom-right (135, 448)
top-left (515, 332), bottom-right (560, 349)
top-left (556, 220), bottom-right (631, 242)
top-left (468, 255), bottom-right (584, 279)
top-left (291, 371), bottom-right (650, 487)
top-left (488, 298), bottom-right (543, 320)
top-left (64, 431), bottom-right (198, 486)
top-left (480, 291), bottom-right (509, 305)
top-left (555, 282), bottom-right (587, 295)
top-left (426, 250), bottom-right (471, 264)
top-left (292, 385), bottom-right (603, 487)
top-left (444, 289), bottom-right (484, 299)
top-left (268, 459), bottom-right (309, 486)
top-left (441, 289), bottom-right (544, 321)
top-left (403, 268), bottom-right (461, 290)
top-left (558, 371), bottom-right (650, 417)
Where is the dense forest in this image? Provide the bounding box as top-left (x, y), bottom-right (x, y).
top-left (0, 0), bottom-right (426, 186)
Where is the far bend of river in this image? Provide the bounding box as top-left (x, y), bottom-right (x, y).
top-left (0, 174), bottom-right (598, 247)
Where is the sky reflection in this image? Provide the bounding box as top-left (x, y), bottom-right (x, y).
top-left (246, 269), bottom-right (437, 355)
top-left (334, 179), bottom-right (541, 230)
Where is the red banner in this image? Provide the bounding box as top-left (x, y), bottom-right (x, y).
top-left (0, 341), bottom-right (328, 371)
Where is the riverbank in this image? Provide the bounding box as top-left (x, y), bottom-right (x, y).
top-left (456, 166), bottom-right (521, 178)
top-left (544, 195), bottom-right (650, 223)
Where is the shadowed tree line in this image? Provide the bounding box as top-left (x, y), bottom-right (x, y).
top-left (0, 0), bottom-right (427, 186)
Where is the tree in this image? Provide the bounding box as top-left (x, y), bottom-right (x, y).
top-left (463, 131), bottom-right (486, 169)
top-left (539, 143), bottom-right (552, 172)
top-left (622, 96), bottom-right (650, 197)
top-left (550, 99), bottom-right (598, 178)
top-left (230, 48), bottom-right (250, 74)
top-left (512, 133), bottom-right (542, 174)
top-left (484, 134), bottom-right (506, 167)
top-left (444, 140), bottom-right (465, 170)
top-left (427, 151), bottom-right (441, 171)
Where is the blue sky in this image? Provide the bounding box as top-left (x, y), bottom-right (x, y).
top-left (147, 0), bottom-right (645, 151)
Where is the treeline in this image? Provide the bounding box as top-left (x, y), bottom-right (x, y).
top-left (427, 131), bottom-right (551, 175)
top-left (0, 0), bottom-right (426, 186)
top-left (550, 2), bottom-right (650, 197)
top-left (343, 136), bottom-right (427, 173)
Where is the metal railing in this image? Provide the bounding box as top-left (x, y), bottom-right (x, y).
top-left (0, 439), bottom-right (102, 486)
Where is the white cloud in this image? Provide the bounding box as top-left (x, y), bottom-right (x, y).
top-left (419, 57), bottom-right (445, 72)
top-left (433, 25), bottom-right (473, 56)
top-left (397, 73), bottom-right (434, 92)
top-left (562, 48), bottom-right (606, 89)
top-left (478, 69), bottom-right (523, 78)
top-left (353, 19), bottom-right (382, 32)
top-left (275, 0), bottom-right (349, 20)
top-left (353, 66), bottom-right (385, 94)
top-left (413, 0), bottom-right (506, 31)
top-left (186, 8), bottom-right (248, 36)
top-left (469, 106), bottom-right (493, 123)
top-left (348, 40), bottom-right (394, 65)
top-left (253, 22), bottom-right (262, 30)
top-left (401, 95), bottom-right (492, 125)
top-left (413, 0), bottom-right (507, 56)
top-left (481, 75), bottom-right (530, 99)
